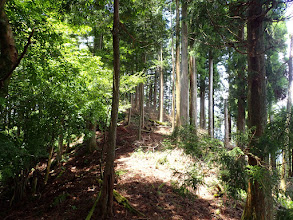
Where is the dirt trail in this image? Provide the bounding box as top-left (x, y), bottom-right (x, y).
top-left (2, 124), bottom-right (242, 220)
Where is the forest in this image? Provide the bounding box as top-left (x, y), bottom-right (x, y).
top-left (1, 0), bottom-right (293, 219)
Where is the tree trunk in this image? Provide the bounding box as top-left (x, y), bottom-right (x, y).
top-left (224, 99), bottom-right (229, 148)
top-left (0, 0), bottom-right (18, 98)
top-left (57, 119), bottom-right (65, 162)
top-left (200, 78), bottom-right (206, 129)
top-left (135, 86), bottom-right (139, 110)
top-left (97, 0), bottom-right (119, 217)
top-left (175, 0), bottom-right (181, 128)
top-left (88, 121), bottom-right (97, 152)
top-left (236, 27), bottom-right (246, 148)
top-left (171, 2), bottom-right (176, 131)
top-left (149, 77), bottom-right (153, 107)
top-left (44, 145), bottom-right (54, 185)
top-left (158, 45), bottom-right (164, 122)
top-left (228, 108), bottom-right (232, 141)
top-left (242, 1), bottom-right (272, 219)
top-left (180, 0), bottom-right (189, 126)
top-left (281, 34), bottom-right (293, 189)
top-left (208, 52), bottom-right (213, 138)
top-left (147, 77), bottom-right (152, 109)
top-left (138, 82), bottom-right (144, 140)
top-left (128, 94), bottom-right (133, 125)
top-left (153, 70), bottom-right (158, 109)
top-left (190, 56), bottom-right (197, 129)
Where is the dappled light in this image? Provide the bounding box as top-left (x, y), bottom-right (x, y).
top-left (1, 1), bottom-right (293, 219)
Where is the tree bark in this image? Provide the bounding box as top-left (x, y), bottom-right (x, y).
top-left (175, 0), bottom-right (181, 128)
top-left (180, 0), bottom-right (189, 126)
top-left (138, 82), bottom-right (144, 140)
top-left (0, 0), bottom-right (18, 98)
top-left (128, 93), bottom-right (133, 125)
top-left (208, 52), bottom-right (213, 138)
top-left (236, 27), bottom-right (246, 148)
top-left (281, 34), bottom-right (293, 189)
top-left (224, 99), bottom-right (229, 148)
top-left (135, 86), bottom-right (139, 110)
top-left (149, 77), bottom-right (153, 107)
top-left (200, 78), bottom-right (206, 129)
top-left (242, 1), bottom-right (272, 219)
top-left (190, 56), bottom-right (197, 129)
top-left (97, 0), bottom-right (119, 217)
top-left (171, 2), bottom-right (176, 131)
top-left (158, 45), bottom-right (164, 122)
top-left (153, 69), bottom-right (158, 109)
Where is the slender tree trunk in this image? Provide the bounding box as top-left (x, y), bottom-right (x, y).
top-left (135, 86), bottom-right (139, 110)
top-left (57, 119), bottom-right (65, 162)
top-left (44, 145), bottom-right (54, 185)
top-left (138, 82), bottom-right (144, 140)
top-left (0, 0), bottom-right (18, 98)
top-left (180, 0), bottom-right (189, 126)
top-left (269, 108), bottom-right (277, 171)
top-left (242, 1), bottom-right (272, 219)
top-left (200, 78), bottom-right (206, 129)
top-left (97, 0), bottom-right (119, 217)
top-left (149, 77), bottom-right (153, 107)
top-left (158, 45), bottom-right (164, 122)
top-left (208, 52), bottom-right (213, 138)
top-left (175, 0), bottom-right (181, 128)
top-left (128, 93), bottom-right (133, 125)
top-left (154, 70), bottom-right (158, 109)
top-left (281, 35), bottom-right (293, 189)
top-left (236, 27), bottom-right (246, 149)
top-left (228, 108), bottom-right (232, 141)
top-left (147, 77), bottom-right (152, 109)
top-left (88, 121), bottom-right (97, 152)
top-left (224, 99), bottom-right (229, 148)
top-left (171, 2), bottom-right (176, 131)
top-left (190, 56), bottom-right (197, 129)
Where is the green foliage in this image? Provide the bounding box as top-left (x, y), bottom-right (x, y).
top-left (218, 147), bottom-right (247, 199)
top-left (173, 125), bottom-right (201, 157)
top-left (277, 195), bottom-right (293, 220)
top-left (171, 180), bottom-right (197, 199)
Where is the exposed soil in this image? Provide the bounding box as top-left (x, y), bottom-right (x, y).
top-left (1, 122), bottom-right (243, 220)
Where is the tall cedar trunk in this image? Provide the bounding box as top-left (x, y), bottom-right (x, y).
top-left (180, 0), bottom-right (189, 126)
top-left (242, 1), bottom-right (272, 219)
top-left (171, 1), bottom-right (176, 130)
top-left (208, 52), bottom-right (213, 138)
top-left (97, 0), bottom-right (119, 217)
top-left (200, 78), bottom-right (206, 129)
top-left (146, 79), bottom-right (150, 109)
top-left (158, 45), bottom-right (164, 122)
top-left (224, 99), bottom-right (229, 148)
top-left (237, 27), bottom-right (246, 148)
top-left (138, 82), bottom-right (144, 140)
top-left (291, 36), bottom-right (293, 176)
top-left (154, 69), bottom-right (158, 109)
top-left (190, 56), bottom-right (197, 128)
top-left (281, 35), bottom-right (293, 187)
top-left (128, 93), bottom-right (133, 125)
top-left (149, 77), bottom-right (153, 107)
top-left (228, 109), bottom-right (232, 141)
top-left (0, 0), bottom-right (18, 98)
top-left (175, 0), bottom-right (181, 128)
top-left (135, 86), bottom-right (139, 110)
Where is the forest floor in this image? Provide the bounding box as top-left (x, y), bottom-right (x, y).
top-left (2, 119), bottom-right (243, 220)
